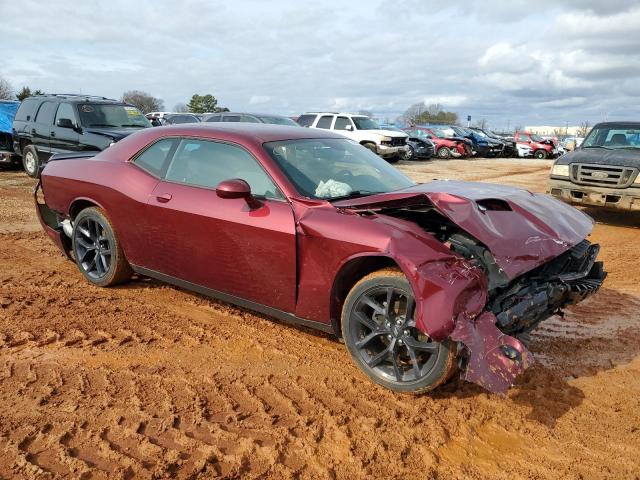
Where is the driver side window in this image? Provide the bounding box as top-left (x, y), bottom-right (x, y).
top-left (164, 139), bottom-right (283, 199)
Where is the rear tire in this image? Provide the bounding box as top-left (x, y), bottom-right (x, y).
top-left (341, 268), bottom-right (457, 394)
top-left (22, 145), bottom-right (40, 178)
top-left (72, 207), bottom-right (132, 287)
top-left (436, 147), bottom-right (451, 159)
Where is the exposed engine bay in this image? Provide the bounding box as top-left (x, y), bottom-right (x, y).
top-left (378, 202), bottom-right (606, 341)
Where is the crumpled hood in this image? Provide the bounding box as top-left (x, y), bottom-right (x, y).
top-left (555, 147), bottom-right (640, 168)
top-left (84, 126), bottom-right (146, 140)
top-left (367, 129), bottom-right (408, 138)
top-left (334, 180), bottom-right (594, 279)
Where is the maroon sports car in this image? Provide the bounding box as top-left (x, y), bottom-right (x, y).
top-left (35, 124), bottom-right (605, 394)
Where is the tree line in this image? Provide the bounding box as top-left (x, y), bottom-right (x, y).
top-left (0, 76), bottom-right (226, 114)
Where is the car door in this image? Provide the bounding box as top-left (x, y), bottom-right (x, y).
top-left (146, 138), bottom-right (297, 312)
top-left (32, 101), bottom-right (58, 161)
top-left (50, 102), bottom-right (80, 154)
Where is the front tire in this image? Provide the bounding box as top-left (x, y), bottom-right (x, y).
top-left (403, 145), bottom-right (415, 161)
top-left (72, 207), bottom-right (132, 287)
top-left (22, 145), bottom-right (40, 178)
top-left (341, 269), bottom-right (456, 394)
top-left (534, 149), bottom-right (547, 159)
top-left (436, 147), bottom-right (451, 159)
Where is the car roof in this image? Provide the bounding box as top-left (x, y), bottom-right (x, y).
top-left (206, 112), bottom-right (291, 118)
top-left (592, 121), bottom-right (640, 127)
top-left (142, 122), bottom-right (347, 143)
top-left (29, 94), bottom-right (123, 104)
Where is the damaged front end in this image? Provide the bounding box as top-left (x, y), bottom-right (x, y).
top-left (335, 182), bottom-right (607, 394)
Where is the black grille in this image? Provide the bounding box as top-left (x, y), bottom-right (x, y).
top-left (570, 163), bottom-right (637, 188)
top-left (390, 137), bottom-right (406, 147)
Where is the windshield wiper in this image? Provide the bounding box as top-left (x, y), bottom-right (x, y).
top-left (120, 124), bottom-right (146, 127)
top-left (88, 123), bottom-right (119, 127)
top-left (583, 145), bottom-right (613, 149)
top-left (327, 190), bottom-right (384, 201)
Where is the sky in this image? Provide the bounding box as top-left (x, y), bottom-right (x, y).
top-left (1, 0), bottom-right (639, 130)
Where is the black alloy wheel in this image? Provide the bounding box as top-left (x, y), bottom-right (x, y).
top-left (72, 207), bottom-right (132, 287)
top-left (342, 270), bottom-right (456, 393)
top-left (74, 216), bottom-right (112, 280)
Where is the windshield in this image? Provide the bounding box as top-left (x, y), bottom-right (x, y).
top-left (432, 127), bottom-right (456, 138)
top-left (263, 138), bottom-right (414, 199)
top-left (473, 129), bottom-right (488, 138)
top-left (352, 117), bottom-right (380, 130)
top-left (583, 125), bottom-right (640, 149)
top-left (530, 134), bottom-right (545, 142)
top-left (257, 115), bottom-right (299, 126)
top-left (78, 104), bottom-right (150, 128)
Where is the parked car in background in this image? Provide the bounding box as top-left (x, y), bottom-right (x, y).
top-left (203, 112), bottom-right (300, 127)
top-left (35, 123), bottom-right (604, 394)
top-left (515, 131), bottom-right (558, 159)
top-left (380, 125), bottom-right (435, 160)
top-left (548, 121), bottom-right (640, 211)
top-left (469, 127), bottom-right (517, 157)
top-left (0, 100), bottom-right (20, 167)
top-left (405, 126), bottom-right (471, 159)
top-left (450, 126), bottom-right (504, 157)
top-left (12, 94), bottom-right (151, 177)
top-left (160, 113), bottom-right (201, 125)
top-left (561, 136), bottom-right (585, 152)
top-left (297, 112), bottom-right (408, 162)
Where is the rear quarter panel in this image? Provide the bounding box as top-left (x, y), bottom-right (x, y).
top-left (41, 157), bottom-right (160, 267)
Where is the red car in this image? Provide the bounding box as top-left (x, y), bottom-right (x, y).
top-left (405, 126), bottom-right (472, 159)
top-left (515, 131), bottom-right (558, 159)
top-left (35, 124), bottom-right (605, 394)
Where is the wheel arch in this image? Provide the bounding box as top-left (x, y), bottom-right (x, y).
top-left (329, 254), bottom-right (402, 337)
top-left (68, 197), bottom-right (106, 219)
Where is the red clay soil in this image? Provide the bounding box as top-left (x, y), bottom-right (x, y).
top-left (0, 158), bottom-right (638, 479)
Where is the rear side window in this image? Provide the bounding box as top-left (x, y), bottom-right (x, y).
top-left (164, 139), bottom-right (283, 199)
top-left (222, 115), bottom-right (241, 122)
top-left (316, 115), bottom-right (333, 129)
top-left (133, 138), bottom-right (178, 177)
top-left (14, 98), bottom-right (40, 122)
top-left (35, 101), bottom-right (57, 125)
top-left (334, 116), bottom-right (352, 131)
top-left (296, 115), bottom-right (316, 127)
top-left (205, 115), bottom-right (221, 122)
top-left (240, 115), bottom-right (260, 123)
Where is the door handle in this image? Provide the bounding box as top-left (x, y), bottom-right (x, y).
top-left (31, 128), bottom-right (36, 134)
top-left (156, 193), bottom-right (172, 203)
top-left (50, 131), bottom-right (56, 137)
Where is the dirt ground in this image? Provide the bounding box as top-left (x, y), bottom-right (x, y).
top-left (0, 158), bottom-right (638, 479)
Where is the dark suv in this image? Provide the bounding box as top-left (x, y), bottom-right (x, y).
top-left (12, 94), bottom-right (151, 177)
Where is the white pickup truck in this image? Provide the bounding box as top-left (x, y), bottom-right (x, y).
top-left (296, 112), bottom-right (408, 162)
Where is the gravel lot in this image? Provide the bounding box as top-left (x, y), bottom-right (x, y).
top-left (0, 158), bottom-right (638, 479)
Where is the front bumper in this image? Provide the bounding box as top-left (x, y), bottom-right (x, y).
top-left (377, 144), bottom-right (409, 158)
top-left (547, 177), bottom-right (640, 211)
top-left (0, 150), bottom-right (18, 165)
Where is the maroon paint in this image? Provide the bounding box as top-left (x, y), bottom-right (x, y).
top-left (37, 124), bottom-right (595, 393)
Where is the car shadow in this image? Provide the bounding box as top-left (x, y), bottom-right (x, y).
top-left (582, 207), bottom-right (640, 228)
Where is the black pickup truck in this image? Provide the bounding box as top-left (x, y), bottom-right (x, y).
top-left (12, 94), bottom-right (150, 177)
top-left (547, 121), bottom-right (640, 211)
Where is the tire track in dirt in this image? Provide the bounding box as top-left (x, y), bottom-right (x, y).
top-left (1, 163), bottom-right (640, 479)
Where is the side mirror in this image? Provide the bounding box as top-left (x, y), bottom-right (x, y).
top-left (216, 178), bottom-right (252, 200)
top-left (345, 124), bottom-right (353, 131)
top-left (56, 118), bottom-right (74, 129)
